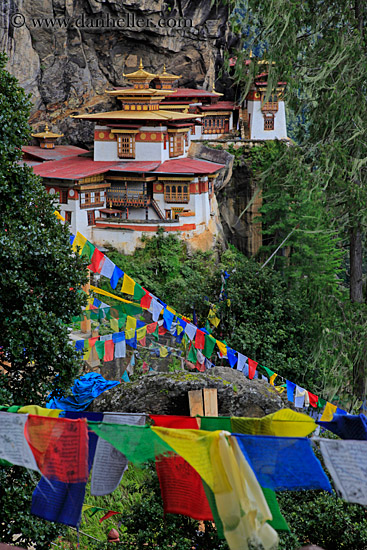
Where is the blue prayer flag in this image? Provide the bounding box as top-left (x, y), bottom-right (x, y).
top-left (163, 308), bottom-right (175, 331)
top-left (70, 234), bottom-right (75, 245)
top-left (121, 370), bottom-right (130, 382)
top-left (227, 348), bottom-right (238, 368)
top-left (286, 380), bottom-right (296, 403)
top-left (235, 434), bottom-right (332, 493)
top-left (110, 266), bottom-right (124, 290)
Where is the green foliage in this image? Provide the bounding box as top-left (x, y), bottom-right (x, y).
top-left (102, 229), bottom-right (219, 326)
top-left (0, 52), bottom-right (87, 548)
top-left (277, 491), bottom-right (367, 550)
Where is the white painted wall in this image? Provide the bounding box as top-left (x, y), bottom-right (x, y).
top-left (248, 100), bottom-right (287, 140)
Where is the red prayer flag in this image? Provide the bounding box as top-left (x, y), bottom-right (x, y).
top-left (185, 359), bottom-right (196, 370)
top-left (150, 415), bottom-right (199, 429)
top-left (138, 337), bottom-right (146, 347)
top-left (142, 361), bottom-right (149, 373)
top-left (158, 325), bottom-right (168, 335)
top-left (88, 336), bottom-right (98, 348)
top-left (195, 329), bottom-right (205, 350)
top-left (88, 248), bottom-right (105, 274)
top-left (104, 339), bottom-right (114, 362)
top-left (140, 291), bottom-right (152, 309)
top-left (146, 322), bottom-right (158, 334)
top-left (25, 416), bottom-right (89, 483)
top-left (153, 415), bottom-right (213, 521)
top-left (308, 391), bottom-right (319, 408)
top-left (195, 359), bottom-right (206, 372)
top-left (99, 511), bottom-right (120, 523)
top-left (248, 358), bottom-right (258, 380)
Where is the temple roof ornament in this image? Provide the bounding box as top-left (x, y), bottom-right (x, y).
top-left (31, 124), bottom-right (64, 140)
top-left (122, 58), bottom-right (157, 88)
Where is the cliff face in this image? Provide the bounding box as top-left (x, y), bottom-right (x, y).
top-left (1, 0), bottom-right (234, 146)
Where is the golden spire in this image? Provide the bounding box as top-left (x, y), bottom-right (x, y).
top-left (139, 58), bottom-right (143, 69)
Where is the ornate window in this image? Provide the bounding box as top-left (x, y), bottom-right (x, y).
top-left (168, 133), bottom-right (184, 157)
top-left (202, 116), bottom-right (227, 134)
top-left (264, 114), bottom-right (275, 131)
top-left (164, 182), bottom-right (190, 203)
top-left (80, 190), bottom-right (104, 208)
top-left (87, 210), bottom-right (95, 226)
top-left (261, 93), bottom-right (279, 112)
top-left (117, 134), bottom-right (135, 158)
top-left (60, 189), bottom-right (68, 204)
top-left (65, 211), bottom-right (72, 224)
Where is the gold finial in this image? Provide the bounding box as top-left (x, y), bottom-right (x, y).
top-left (45, 123), bottom-right (49, 132)
top-left (163, 64), bottom-right (166, 73)
top-left (139, 58), bottom-right (143, 69)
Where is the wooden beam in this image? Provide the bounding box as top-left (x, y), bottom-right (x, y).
top-left (203, 388), bottom-right (218, 417)
top-left (188, 389), bottom-right (204, 417)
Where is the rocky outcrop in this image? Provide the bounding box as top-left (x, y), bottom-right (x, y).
top-left (89, 366), bottom-right (285, 417)
top-left (1, 0), bottom-right (236, 147)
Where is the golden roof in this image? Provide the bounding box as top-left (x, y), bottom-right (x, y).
top-left (156, 65), bottom-right (182, 80)
top-left (105, 88), bottom-right (175, 97)
top-left (72, 109), bottom-right (202, 121)
top-left (123, 59), bottom-right (157, 80)
top-left (31, 123), bottom-right (64, 139)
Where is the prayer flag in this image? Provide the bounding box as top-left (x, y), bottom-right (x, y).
top-left (203, 334), bottom-right (216, 359)
top-left (110, 266), bottom-right (124, 289)
top-left (100, 257), bottom-right (115, 279)
top-left (226, 348), bottom-right (238, 368)
top-left (94, 340), bottom-right (105, 360)
top-left (121, 274), bottom-right (135, 295)
top-left (235, 434), bottom-right (332, 492)
top-left (25, 416), bottom-right (89, 483)
top-left (216, 340), bottom-right (227, 357)
top-left (286, 380), bottom-right (296, 403)
top-left (195, 329), bottom-right (205, 350)
top-left (141, 291), bottom-right (152, 309)
top-left (320, 402), bottom-right (338, 422)
top-left (72, 232), bottom-right (87, 254)
top-left (133, 283), bottom-right (146, 301)
top-left (163, 308), bottom-right (175, 330)
top-left (318, 439), bottom-right (367, 505)
top-left (185, 322), bottom-right (197, 341)
top-left (208, 305), bottom-right (220, 328)
top-left (104, 339), bottom-right (114, 362)
top-left (308, 391), bottom-right (319, 408)
top-left (88, 248), bottom-right (105, 273)
top-left (237, 353), bottom-right (247, 372)
top-left (248, 358), bottom-right (258, 379)
top-left (81, 240), bottom-right (96, 261)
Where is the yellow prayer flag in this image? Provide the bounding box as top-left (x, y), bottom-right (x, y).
top-left (54, 210), bottom-right (65, 222)
top-left (159, 346), bottom-right (169, 358)
top-left (176, 324), bottom-right (183, 335)
top-left (136, 326), bottom-right (147, 341)
top-left (216, 340), bottom-right (227, 356)
top-left (208, 306), bottom-right (221, 328)
top-left (72, 232), bottom-right (87, 254)
top-left (320, 402), bottom-right (338, 422)
top-left (269, 373), bottom-right (278, 386)
top-left (18, 405), bottom-right (62, 417)
top-left (231, 408), bottom-right (316, 437)
top-left (126, 316), bottom-right (137, 333)
top-left (125, 328), bottom-right (136, 340)
top-left (166, 305), bottom-right (176, 315)
top-left (121, 274), bottom-right (135, 295)
top-left (110, 318), bottom-right (119, 333)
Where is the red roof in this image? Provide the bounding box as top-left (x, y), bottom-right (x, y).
top-left (109, 161), bottom-right (161, 173)
top-left (199, 101), bottom-right (236, 111)
top-left (153, 158), bottom-right (224, 175)
top-left (22, 145), bottom-right (88, 162)
top-left (33, 157), bottom-right (118, 180)
top-left (165, 88), bottom-right (219, 99)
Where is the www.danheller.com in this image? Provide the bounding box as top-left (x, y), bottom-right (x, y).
top-left (10, 12), bottom-right (194, 31)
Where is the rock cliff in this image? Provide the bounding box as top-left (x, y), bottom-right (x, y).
top-left (1, 0), bottom-right (235, 146)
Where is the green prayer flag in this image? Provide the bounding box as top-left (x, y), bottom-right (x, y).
top-left (262, 366), bottom-right (275, 379)
top-left (133, 284), bottom-right (146, 301)
top-left (263, 488), bottom-right (290, 532)
top-left (318, 398), bottom-right (327, 408)
top-left (81, 240), bottom-right (96, 261)
top-left (187, 343), bottom-right (197, 363)
top-left (94, 340), bottom-right (105, 360)
top-left (87, 423), bottom-right (174, 465)
top-left (199, 416), bottom-right (232, 432)
top-left (122, 303), bottom-right (143, 316)
top-left (203, 334), bottom-right (216, 359)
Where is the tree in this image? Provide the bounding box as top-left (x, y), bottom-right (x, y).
top-left (0, 53), bottom-right (87, 548)
top-left (229, 0), bottom-right (367, 397)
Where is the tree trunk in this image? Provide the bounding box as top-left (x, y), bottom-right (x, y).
top-left (350, 225), bottom-right (363, 303)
